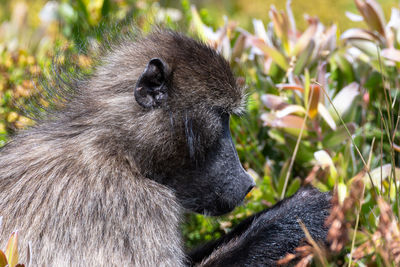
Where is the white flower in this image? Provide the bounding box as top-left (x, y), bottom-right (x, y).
top-left (39, 1), bottom-right (59, 24)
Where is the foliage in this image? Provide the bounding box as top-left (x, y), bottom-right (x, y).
top-left (0, 2), bottom-right (53, 146)
top-left (193, 0), bottom-right (398, 31)
top-left (184, 1), bottom-right (400, 266)
top-left (0, 0), bottom-right (400, 266)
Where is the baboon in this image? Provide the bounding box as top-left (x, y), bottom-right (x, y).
top-left (0, 29), bottom-right (331, 266)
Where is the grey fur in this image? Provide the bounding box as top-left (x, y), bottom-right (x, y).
top-left (0, 29), bottom-right (248, 266)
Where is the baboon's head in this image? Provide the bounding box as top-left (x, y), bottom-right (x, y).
top-left (90, 29), bottom-right (254, 215)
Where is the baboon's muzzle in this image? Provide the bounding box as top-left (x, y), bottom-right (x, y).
top-left (201, 114), bottom-right (255, 215)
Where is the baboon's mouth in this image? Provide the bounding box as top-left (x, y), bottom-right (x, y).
top-left (244, 185), bottom-right (254, 198)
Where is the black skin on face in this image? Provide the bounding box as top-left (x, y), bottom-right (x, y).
top-left (170, 113), bottom-right (255, 216)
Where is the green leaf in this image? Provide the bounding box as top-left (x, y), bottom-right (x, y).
top-left (278, 160), bottom-right (290, 196)
top-left (323, 123), bottom-right (356, 148)
top-left (286, 138), bottom-right (315, 163)
top-left (304, 68), bottom-right (310, 109)
top-left (286, 177), bottom-right (301, 197)
top-left (59, 3), bottom-right (78, 23)
top-left (268, 129), bottom-right (285, 144)
top-left (101, 0), bottom-right (112, 17)
top-left (75, 0), bottom-right (89, 21)
top-left (333, 52), bottom-right (354, 82)
top-left (294, 40), bottom-right (315, 75)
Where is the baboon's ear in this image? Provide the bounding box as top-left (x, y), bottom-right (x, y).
top-left (134, 58), bottom-right (170, 109)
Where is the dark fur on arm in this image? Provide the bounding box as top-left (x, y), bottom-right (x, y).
top-left (189, 187), bottom-right (331, 267)
top-left (188, 212), bottom-right (259, 264)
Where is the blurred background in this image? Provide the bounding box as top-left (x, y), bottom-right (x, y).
top-left (0, 0), bottom-right (399, 29)
top-left (1, 0), bottom-right (400, 266)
